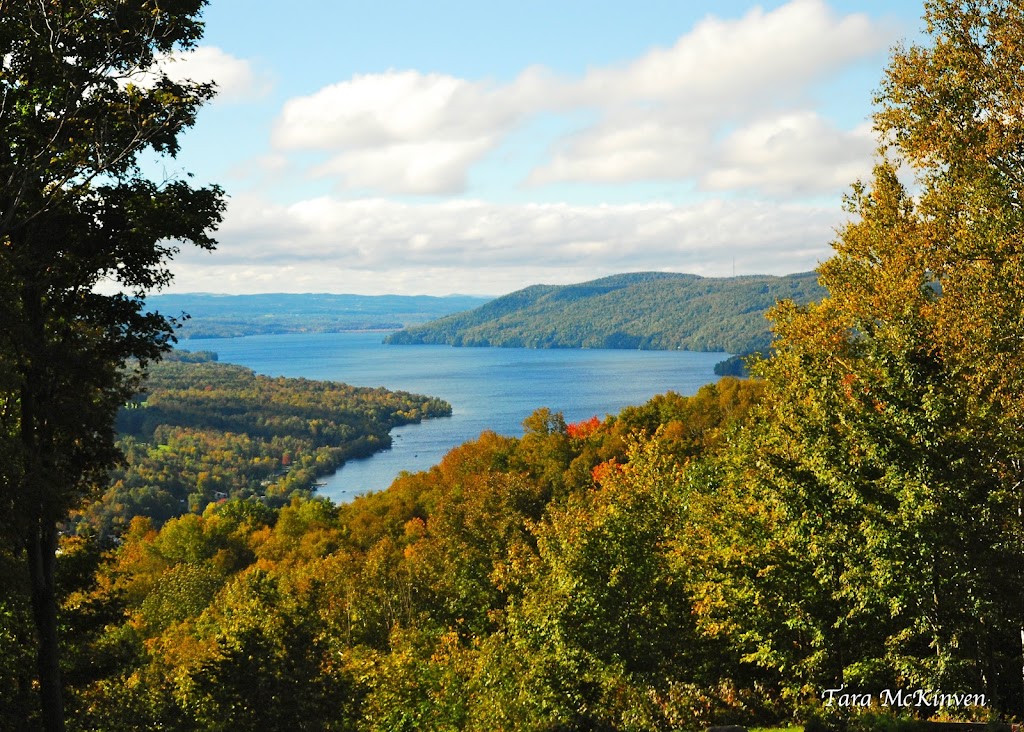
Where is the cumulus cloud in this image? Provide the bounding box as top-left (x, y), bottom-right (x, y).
top-left (310, 138), bottom-right (496, 195)
top-left (269, 0), bottom-right (894, 197)
top-left (167, 193), bottom-right (844, 295)
top-left (527, 116), bottom-right (715, 185)
top-left (272, 70), bottom-right (542, 194)
top-left (703, 113), bottom-right (876, 195)
top-left (577, 0), bottom-right (881, 105)
top-left (127, 46), bottom-right (270, 102)
top-left (273, 71), bottom-right (516, 149)
top-left (530, 0), bottom-right (890, 190)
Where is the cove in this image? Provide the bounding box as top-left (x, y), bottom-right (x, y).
top-left (188, 331), bottom-right (728, 502)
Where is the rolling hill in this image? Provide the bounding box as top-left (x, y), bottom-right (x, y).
top-left (384, 271), bottom-right (825, 353)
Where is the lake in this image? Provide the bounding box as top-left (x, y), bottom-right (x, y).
top-left (188, 332), bottom-right (728, 503)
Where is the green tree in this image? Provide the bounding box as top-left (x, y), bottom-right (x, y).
top-left (504, 439), bottom-right (712, 730)
top-left (173, 569), bottom-right (348, 731)
top-left (875, 0), bottom-right (1024, 413)
top-left (744, 0), bottom-right (1024, 710)
top-left (0, 3), bottom-right (223, 729)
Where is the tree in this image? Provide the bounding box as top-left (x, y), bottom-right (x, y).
top-left (0, 3), bottom-right (224, 729)
top-left (170, 569), bottom-right (346, 732)
top-left (744, 0), bottom-right (1024, 711)
top-left (503, 439), bottom-right (710, 730)
top-left (875, 0), bottom-right (1024, 410)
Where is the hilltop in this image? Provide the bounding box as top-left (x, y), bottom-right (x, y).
top-left (385, 271), bottom-right (825, 353)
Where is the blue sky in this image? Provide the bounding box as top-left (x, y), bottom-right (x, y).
top-left (155, 0), bottom-right (926, 295)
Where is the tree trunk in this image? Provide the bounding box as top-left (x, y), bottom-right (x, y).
top-left (18, 282), bottom-right (64, 732)
top-left (27, 519), bottom-right (63, 732)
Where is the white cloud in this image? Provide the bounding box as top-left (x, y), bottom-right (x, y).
top-left (166, 193), bottom-right (843, 295)
top-left (268, 0), bottom-right (894, 198)
top-left (578, 0), bottom-right (881, 104)
top-left (173, 47), bottom-right (267, 100)
top-left (273, 71), bottom-right (515, 148)
top-left (528, 116), bottom-right (714, 185)
top-left (311, 137), bottom-right (495, 195)
top-left (272, 70), bottom-right (533, 194)
top-left (125, 46), bottom-right (270, 102)
top-left (530, 0), bottom-right (891, 190)
top-left (703, 113), bottom-right (876, 195)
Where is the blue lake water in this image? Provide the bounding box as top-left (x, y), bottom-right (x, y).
top-left (188, 332), bottom-right (728, 503)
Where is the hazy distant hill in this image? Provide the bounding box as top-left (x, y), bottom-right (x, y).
top-left (385, 272), bottom-right (825, 353)
top-left (146, 293), bottom-right (493, 339)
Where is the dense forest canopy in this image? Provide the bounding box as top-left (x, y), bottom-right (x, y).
top-left (3, 380), bottom-right (770, 730)
top-left (74, 351), bottom-right (451, 539)
top-left (386, 271), bottom-right (825, 353)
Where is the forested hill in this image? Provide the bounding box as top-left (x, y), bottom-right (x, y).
top-left (146, 292), bottom-right (492, 339)
top-left (385, 271), bottom-right (825, 353)
top-left (74, 351), bottom-right (452, 537)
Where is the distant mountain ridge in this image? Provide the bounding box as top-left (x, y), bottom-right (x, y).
top-left (145, 292), bottom-right (493, 339)
top-left (385, 271), bottom-right (825, 353)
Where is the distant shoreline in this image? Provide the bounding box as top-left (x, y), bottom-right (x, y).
top-left (182, 327), bottom-right (402, 340)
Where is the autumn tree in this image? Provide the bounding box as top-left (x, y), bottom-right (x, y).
top-left (0, 3), bottom-right (224, 729)
top-left (746, 0), bottom-right (1024, 710)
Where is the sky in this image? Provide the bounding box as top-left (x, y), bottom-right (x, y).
top-left (150, 0), bottom-right (927, 296)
